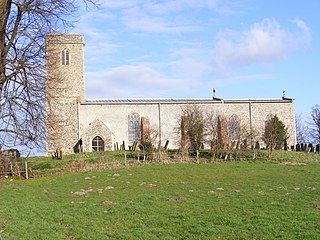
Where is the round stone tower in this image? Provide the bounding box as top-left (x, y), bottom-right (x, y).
top-left (46, 34), bottom-right (85, 155)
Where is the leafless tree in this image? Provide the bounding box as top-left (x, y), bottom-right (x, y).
top-left (227, 114), bottom-right (240, 149)
top-left (179, 105), bottom-right (205, 152)
top-left (295, 113), bottom-right (309, 144)
top-left (0, 0), bottom-right (97, 152)
top-left (205, 111), bottom-right (218, 148)
top-left (205, 111), bottom-right (224, 159)
top-left (309, 105), bottom-right (320, 144)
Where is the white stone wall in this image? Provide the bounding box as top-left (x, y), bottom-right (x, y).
top-left (79, 100), bottom-right (296, 152)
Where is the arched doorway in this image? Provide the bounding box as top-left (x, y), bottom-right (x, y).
top-left (92, 136), bottom-right (104, 151)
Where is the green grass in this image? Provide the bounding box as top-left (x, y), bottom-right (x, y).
top-left (19, 149), bottom-right (320, 175)
top-left (0, 160), bottom-right (319, 239)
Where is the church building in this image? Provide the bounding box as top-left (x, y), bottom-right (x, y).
top-left (45, 34), bottom-right (296, 155)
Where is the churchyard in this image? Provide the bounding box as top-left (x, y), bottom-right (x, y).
top-left (0, 150), bottom-right (319, 239)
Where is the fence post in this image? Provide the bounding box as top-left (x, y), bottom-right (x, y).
top-left (9, 161), bottom-right (14, 176)
top-left (25, 161), bottom-right (29, 180)
top-left (196, 150), bottom-right (200, 164)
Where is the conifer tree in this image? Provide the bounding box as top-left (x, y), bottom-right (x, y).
top-left (263, 115), bottom-right (289, 158)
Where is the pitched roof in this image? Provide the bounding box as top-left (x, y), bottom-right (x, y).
top-left (81, 97), bottom-right (294, 105)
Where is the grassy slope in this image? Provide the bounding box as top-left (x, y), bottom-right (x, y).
top-left (0, 160), bottom-right (319, 240)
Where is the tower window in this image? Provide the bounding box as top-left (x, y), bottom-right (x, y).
top-left (92, 136), bottom-right (104, 151)
top-left (62, 49), bottom-right (70, 65)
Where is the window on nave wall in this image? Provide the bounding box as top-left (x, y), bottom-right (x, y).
top-left (92, 136), bottom-right (104, 151)
top-left (128, 113), bottom-right (141, 142)
top-left (61, 49), bottom-right (70, 65)
top-left (228, 114), bottom-right (240, 140)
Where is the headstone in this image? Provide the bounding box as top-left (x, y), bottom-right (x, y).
top-left (164, 140), bottom-right (169, 150)
top-left (255, 141), bottom-right (260, 150)
top-left (308, 143), bottom-right (314, 153)
top-left (316, 144), bottom-right (320, 153)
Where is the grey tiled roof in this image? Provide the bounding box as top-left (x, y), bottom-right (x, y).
top-left (82, 97), bottom-right (293, 105)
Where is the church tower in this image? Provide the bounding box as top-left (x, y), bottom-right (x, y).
top-left (46, 34), bottom-right (85, 155)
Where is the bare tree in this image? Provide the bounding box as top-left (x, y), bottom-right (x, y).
top-left (205, 111), bottom-right (218, 147)
top-left (227, 114), bottom-right (240, 149)
top-left (205, 111), bottom-right (229, 159)
top-left (295, 113), bottom-right (309, 144)
top-left (180, 105), bottom-right (205, 152)
top-left (309, 105), bottom-right (320, 144)
top-left (0, 0), bottom-right (96, 152)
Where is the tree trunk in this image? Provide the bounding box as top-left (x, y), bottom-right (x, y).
top-left (0, 0), bottom-right (12, 96)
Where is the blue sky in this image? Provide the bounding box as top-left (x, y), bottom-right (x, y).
top-left (74, 0), bottom-right (320, 116)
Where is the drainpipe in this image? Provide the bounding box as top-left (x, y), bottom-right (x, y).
top-left (158, 103), bottom-right (162, 150)
top-left (249, 100), bottom-right (253, 148)
top-left (77, 96), bottom-right (81, 140)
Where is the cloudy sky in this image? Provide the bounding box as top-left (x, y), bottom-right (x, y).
top-left (74, 0), bottom-right (319, 116)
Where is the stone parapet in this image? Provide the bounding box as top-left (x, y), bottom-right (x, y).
top-left (46, 34), bottom-right (84, 44)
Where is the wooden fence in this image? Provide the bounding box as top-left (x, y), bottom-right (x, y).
top-left (0, 150), bottom-right (29, 179)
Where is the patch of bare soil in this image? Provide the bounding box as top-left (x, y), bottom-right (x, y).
top-left (313, 203), bottom-right (320, 209)
top-left (102, 200), bottom-right (113, 205)
top-left (280, 161), bottom-right (307, 166)
top-left (72, 191), bottom-right (87, 196)
top-left (167, 197), bottom-right (187, 202)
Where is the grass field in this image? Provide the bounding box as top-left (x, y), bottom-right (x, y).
top-left (0, 156), bottom-right (319, 239)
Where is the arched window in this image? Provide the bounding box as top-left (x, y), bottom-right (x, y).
top-left (92, 136), bottom-right (104, 151)
top-left (61, 49), bottom-right (70, 65)
top-left (65, 49), bottom-right (70, 65)
top-left (128, 113), bottom-right (141, 142)
top-left (228, 114), bottom-right (240, 140)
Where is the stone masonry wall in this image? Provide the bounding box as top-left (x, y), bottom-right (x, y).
top-left (46, 34), bottom-right (84, 155)
top-left (79, 100), bottom-right (296, 152)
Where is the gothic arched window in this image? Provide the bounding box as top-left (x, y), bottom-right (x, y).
top-left (92, 136), bottom-right (104, 151)
top-left (128, 113), bottom-right (141, 142)
top-left (228, 114), bottom-right (240, 140)
top-left (61, 49), bottom-right (70, 65)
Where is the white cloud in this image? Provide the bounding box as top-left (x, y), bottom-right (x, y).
top-left (144, 0), bottom-right (220, 14)
top-left (101, 0), bottom-right (143, 9)
top-left (121, 6), bottom-right (198, 33)
top-left (85, 65), bottom-right (188, 98)
top-left (99, 0), bottom-right (240, 33)
top-left (212, 18), bottom-right (312, 72)
top-left (213, 73), bottom-right (271, 86)
top-left (292, 18), bottom-right (312, 45)
top-left (122, 14), bottom-right (189, 33)
top-left (102, 0), bottom-right (220, 12)
top-left (169, 47), bottom-right (211, 80)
